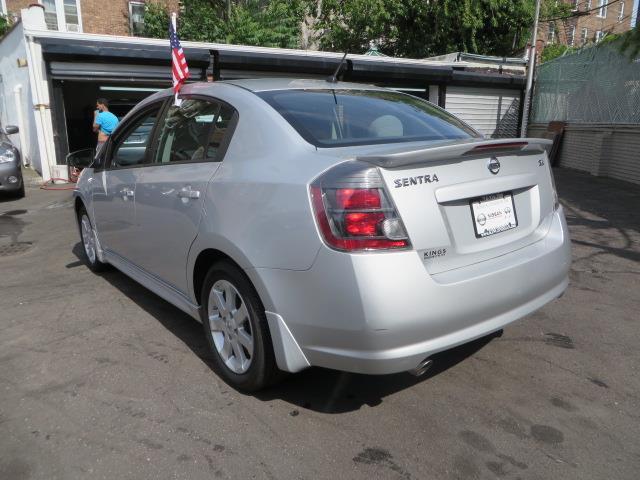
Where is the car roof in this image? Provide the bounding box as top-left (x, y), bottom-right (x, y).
top-left (220, 78), bottom-right (387, 93)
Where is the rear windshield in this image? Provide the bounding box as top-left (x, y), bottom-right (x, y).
top-left (257, 89), bottom-right (480, 148)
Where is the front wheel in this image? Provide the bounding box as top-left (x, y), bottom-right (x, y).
top-left (200, 261), bottom-right (280, 392)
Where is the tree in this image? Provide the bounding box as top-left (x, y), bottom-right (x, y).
top-left (311, 0), bottom-right (571, 58)
top-left (143, 0), bottom-right (305, 49)
top-left (540, 43), bottom-right (573, 63)
top-left (142, 0), bottom-right (576, 58)
top-left (0, 14), bottom-right (12, 38)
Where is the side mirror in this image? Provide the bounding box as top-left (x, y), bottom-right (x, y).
top-left (66, 148), bottom-right (96, 169)
top-left (67, 148), bottom-right (96, 183)
top-left (3, 125), bottom-right (19, 135)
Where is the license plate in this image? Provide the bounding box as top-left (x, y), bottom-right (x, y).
top-left (470, 192), bottom-right (518, 238)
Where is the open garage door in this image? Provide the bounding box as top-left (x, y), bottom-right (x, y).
top-left (51, 81), bottom-right (166, 163)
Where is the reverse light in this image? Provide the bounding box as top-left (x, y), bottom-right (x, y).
top-left (310, 162), bottom-right (410, 252)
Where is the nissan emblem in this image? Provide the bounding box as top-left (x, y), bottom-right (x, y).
top-left (488, 157), bottom-right (501, 175)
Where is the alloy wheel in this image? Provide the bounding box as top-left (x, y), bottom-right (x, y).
top-left (81, 214), bottom-right (97, 265)
top-left (208, 279), bottom-right (254, 374)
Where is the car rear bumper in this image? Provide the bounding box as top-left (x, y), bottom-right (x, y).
top-left (252, 208), bottom-right (571, 374)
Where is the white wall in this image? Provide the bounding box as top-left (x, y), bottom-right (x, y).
top-left (0, 22), bottom-right (41, 172)
top-left (529, 123), bottom-right (640, 185)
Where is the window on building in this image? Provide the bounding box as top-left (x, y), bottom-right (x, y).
top-left (597, 0), bottom-right (607, 18)
top-left (40, 0), bottom-right (82, 32)
top-left (1, 0), bottom-right (7, 15)
top-left (586, 0), bottom-right (592, 9)
top-left (595, 30), bottom-right (604, 42)
top-left (547, 23), bottom-right (556, 43)
top-left (63, 0), bottom-right (80, 31)
top-left (129, 2), bottom-right (145, 36)
top-left (618, 1), bottom-right (625, 20)
top-left (572, 0), bottom-right (579, 11)
top-left (568, 25), bottom-right (576, 46)
top-left (42, 0), bottom-right (59, 30)
top-left (581, 27), bottom-right (588, 45)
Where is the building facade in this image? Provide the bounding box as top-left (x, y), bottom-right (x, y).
top-left (540, 0), bottom-right (633, 50)
top-left (3, 0), bottom-right (178, 36)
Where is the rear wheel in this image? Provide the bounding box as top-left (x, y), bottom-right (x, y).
top-left (78, 206), bottom-right (107, 272)
top-left (200, 261), bottom-right (280, 391)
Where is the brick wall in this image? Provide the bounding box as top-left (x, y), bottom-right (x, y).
top-left (6, 0), bottom-right (34, 18)
top-left (6, 0), bottom-right (179, 36)
top-left (538, 0), bottom-right (633, 49)
top-left (81, 0), bottom-right (179, 36)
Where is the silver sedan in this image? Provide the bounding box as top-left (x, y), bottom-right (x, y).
top-left (73, 79), bottom-right (571, 391)
top-left (0, 125), bottom-right (24, 198)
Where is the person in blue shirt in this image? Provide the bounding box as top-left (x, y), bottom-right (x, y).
top-left (93, 98), bottom-right (119, 151)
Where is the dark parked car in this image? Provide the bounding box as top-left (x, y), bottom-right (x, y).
top-left (0, 125), bottom-right (24, 198)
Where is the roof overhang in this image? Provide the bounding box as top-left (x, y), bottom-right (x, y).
top-left (26, 30), bottom-right (525, 89)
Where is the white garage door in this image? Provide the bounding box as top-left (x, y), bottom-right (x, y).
top-left (445, 86), bottom-right (521, 138)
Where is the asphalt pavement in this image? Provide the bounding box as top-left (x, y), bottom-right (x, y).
top-left (1, 168), bottom-right (639, 479)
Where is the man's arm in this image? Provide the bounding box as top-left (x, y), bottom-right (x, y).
top-left (92, 111), bottom-right (100, 133)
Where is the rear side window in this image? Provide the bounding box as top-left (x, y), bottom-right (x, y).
top-left (153, 99), bottom-right (235, 164)
top-left (153, 99), bottom-right (217, 163)
top-left (257, 89), bottom-right (480, 148)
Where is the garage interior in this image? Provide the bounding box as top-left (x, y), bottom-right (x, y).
top-left (52, 81), bottom-right (164, 160)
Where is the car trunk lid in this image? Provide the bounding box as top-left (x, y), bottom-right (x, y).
top-left (357, 138), bottom-right (556, 274)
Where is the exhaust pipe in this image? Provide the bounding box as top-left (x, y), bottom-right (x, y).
top-left (408, 358), bottom-right (433, 377)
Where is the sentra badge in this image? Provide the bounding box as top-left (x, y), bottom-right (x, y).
top-left (394, 174), bottom-right (439, 188)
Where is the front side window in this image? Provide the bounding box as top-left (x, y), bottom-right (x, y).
top-left (153, 99), bottom-right (235, 164)
top-left (110, 107), bottom-right (160, 168)
top-left (257, 89), bottom-right (479, 148)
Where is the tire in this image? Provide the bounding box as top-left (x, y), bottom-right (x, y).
top-left (200, 261), bottom-right (281, 392)
top-left (14, 182), bottom-right (25, 199)
top-left (78, 206), bottom-right (108, 272)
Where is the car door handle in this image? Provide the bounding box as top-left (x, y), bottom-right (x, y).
top-left (178, 186), bottom-right (201, 199)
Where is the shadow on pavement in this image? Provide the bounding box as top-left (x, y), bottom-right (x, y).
top-left (555, 167), bottom-right (640, 265)
top-left (72, 242), bottom-right (500, 413)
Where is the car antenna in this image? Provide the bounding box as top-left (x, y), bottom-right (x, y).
top-left (327, 52), bottom-right (348, 83)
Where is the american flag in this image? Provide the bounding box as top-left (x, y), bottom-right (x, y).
top-left (169, 18), bottom-right (190, 94)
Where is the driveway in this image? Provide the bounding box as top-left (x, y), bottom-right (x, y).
top-left (1, 168), bottom-right (638, 479)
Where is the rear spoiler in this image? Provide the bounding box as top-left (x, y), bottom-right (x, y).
top-left (357, 138), bottom-right (552, 169)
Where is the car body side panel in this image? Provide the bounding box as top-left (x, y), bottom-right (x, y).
top-left (183, 83), bottom-right (342, 284)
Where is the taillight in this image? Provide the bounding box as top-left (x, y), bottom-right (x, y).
top-left (310, 162), bottom-right (410, 252)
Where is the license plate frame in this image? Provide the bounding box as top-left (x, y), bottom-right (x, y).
top-left (469, 192), bottom-right (518, 238)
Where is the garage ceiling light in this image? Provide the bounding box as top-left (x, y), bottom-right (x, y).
top-left (99, 86), bottom-right (163, 92)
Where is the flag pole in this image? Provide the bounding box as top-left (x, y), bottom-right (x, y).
top-left (171, 12), bottom-right (181, 106)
